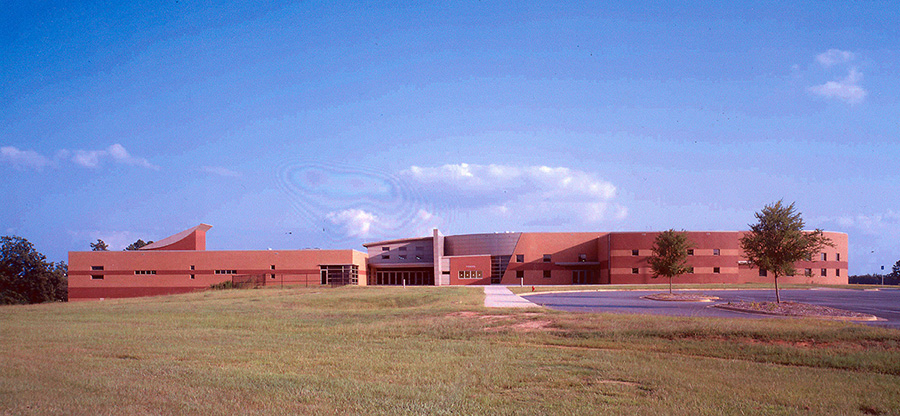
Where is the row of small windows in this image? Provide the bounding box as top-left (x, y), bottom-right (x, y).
top-left (458, 270), bottom-right (484, 279)
top-left (381, 254), bottom-right (424, 260)
top-left (215, 270), bottom-right (237, 275)
top-left (382, 246), bottom-right (426, 251)
top-left (134, 270), bottom-right (156, 275)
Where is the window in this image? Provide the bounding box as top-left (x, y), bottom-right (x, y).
top-left (399, 255), bottom-right (407, 260)
top-left (578, 254), bottom-right (587, 262)
top-left (190, 274), bottom-right (195, 280)
top-left (632, 268), bottom-right (639, 274)
top-left (459, 271), bottom-right (483, 279)
top-left (759, 269), bottom-right (767, 277)
top-left (271, 265), bottom-right (275, 270)
top-left (271, 274), bottom-right (275, 279)
top-left (632, 249), bottom-right (639, 256)
top-left (399, 246), bottom-right (407, 251)
top-left (91, 275), bottom-right (104, 280)
top-left (381, 255), bottom-right (389, 260)
top-left (382, 247), bottom-right (389, 251)
top-left (821, 268), bottom-right (827, 277)
top-left (135, 270), bottom-right (157, 275)
top-left (713, 249), bottom-right (720, 256)
top-left (91, 265), bottom-right (104, 271)
top-left (836, 253), bottom-right (841, 261)
top-left (713, 267), bottom-right (720, 274)
top-left (415, 255), bottom-right (422, 260)
top-left (516, 254), bottom-right (524, 262)
top-left (836, 269), bottom-right (840, 277)
top-left (215, 270), bottom-right (236, 275)
top-left (687, 249), bottom-right (694, 256)
top-left (190, 265), bottom-right (195, 271)
top-left (805, 268), bottom-right (812, 276)
top-left (687, 266), bottom-right (694, 274)
top-left (822, 253), bottom-right (827, 261)
top-left (543, 270), bottom-right (551, 278)
top-left (516, 270), bottom-right (524, 278)
top-left (543, 254), bottom-right (551, 263)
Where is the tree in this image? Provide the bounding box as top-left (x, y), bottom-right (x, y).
top-left (891, 260), bottom-right (900, 280)
top-left (125, 239), bottom-right (153, 251)
top-left (740, 200), bottom-right (834, 303)
top-left (647, 229), bottom-right (694, 294)
top-left (90, 239), bottom-right (109, 251)
top-left (0, 236), bottom-right (68, 304)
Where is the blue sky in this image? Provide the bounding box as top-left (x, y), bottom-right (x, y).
top-left (2, 1), bottom-right (898, 274)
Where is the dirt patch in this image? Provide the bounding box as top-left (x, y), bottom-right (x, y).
top-left (446, 311), bottom-right (557, 332)
top-left (642, 293), bottom-right (719, 302)
top-left (714, 301), bottom-right (878, 321)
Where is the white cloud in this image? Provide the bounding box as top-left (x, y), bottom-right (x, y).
top-left (201, 166), bottom-right (242, 178)
top-left (72, 144), bottom-right (158, 169)
top-left (816, 49), bottom-right (854, 67)
top-left (326, 209), bottom-right (379, 238)
top-left (0, 146), bottom-right (51, 170)
top-left (402, 163), bottom-right (626, 226)
top-left (809, 67), bottom-right (867, 105)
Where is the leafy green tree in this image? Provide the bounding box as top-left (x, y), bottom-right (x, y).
top-left (891, 260), bottom-right (900, 280)
top-left (647, 229), bottom-right (694, 294)
top-left (125, 239), bottom-right (153, 251)
top-left (90, 239), bottom-right (108, 251)
top-left (0, 236), bottom-right (68, 304)
top-left (740, 200), bottom-right (834, 303)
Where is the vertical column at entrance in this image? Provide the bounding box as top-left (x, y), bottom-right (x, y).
top-left (433, 228), bottom-right (446, 286)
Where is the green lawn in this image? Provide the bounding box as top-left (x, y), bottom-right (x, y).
top-left (2, 286), bottom-right (899, 415)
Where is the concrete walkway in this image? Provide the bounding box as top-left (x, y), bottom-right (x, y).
top-left (484, 286), bottom-right (541, 308)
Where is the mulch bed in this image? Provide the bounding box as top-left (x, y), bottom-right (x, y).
top-left (642, 293), bottom-right (720, 302)
top-left (714, 301), bottom-right (877, 321)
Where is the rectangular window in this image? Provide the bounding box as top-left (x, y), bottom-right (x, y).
top-left (713, 249), bottom-right (720, 256)
top-left (543, 254), bottom-right (551, 263)
top-left (190, 274), bottom-right (195, 280)
top-left (631, 268), bottom-right (639, 274)
top-left (190, 265), bottom-right (195, 270)
top-left (270, 274), bottom-right (275, 279)
top-left (822, 253), bottom-right (827, 261)
top-left (543, 270), bottom-right (551, 278)
top-left (687, 249), bottom-right (694, 256)
top-left (836, 253), bottom-right (841, 261)
top-left (821, 268), bottom-right (827, 276)
top-left (135, 270), bottom-right (157, 275)
top-left (415, 255), bottom-right (422, 260)
top-left (91, 275), bottom-right (104, 280)
top-left (399, 246), bottom-right (407, 251)
top-left (578, 254), bottom-right (587, 262)
top-left (399, 255), bottom-right (407, 260)
top-left (631, 249), bottom-right (639, 256)
top-left (382, 247), bottom-right (389, 251)
top-left (91, 265), bottom-right (104, 271)
top-left (381, 255), bottom-right (389, 260)
top-left (687, 267), bottom-right (694, 274)
top-left (805, 268), bottom-right (812, 276)
top-left (836, 269), bottom-right (840, 276)
top-left (271, 265), bottom-right (275, 270)
top-left (759, 269), bottom-right (767, 277)
top-left (516, 254), bottom-right (524, 262)
top-left (713, 267), bottom-right (720, 274)
top-left (214, 270), bottom-right (236, 275)
top-left (516, 270), bottom-right (524, 278)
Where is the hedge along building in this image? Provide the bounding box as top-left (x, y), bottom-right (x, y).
top-left (68, 224), bottom-right (367, 300)
top-left (364, 229), bottom-right (848, 286)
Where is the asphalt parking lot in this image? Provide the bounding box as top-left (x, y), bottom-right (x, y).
top-left (524, 288), bottom-right (900, 329)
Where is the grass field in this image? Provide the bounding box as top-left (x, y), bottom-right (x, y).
top-left (2, 286), bottom-right (899, 415)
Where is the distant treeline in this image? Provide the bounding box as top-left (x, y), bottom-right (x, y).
top-left (849, 274), bottom-right (899, 285)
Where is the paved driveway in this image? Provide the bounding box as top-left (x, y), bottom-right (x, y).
top-left (525, 289), bottom-right (900, 329)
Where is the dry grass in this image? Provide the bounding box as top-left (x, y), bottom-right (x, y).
top-left (1, 286), bottom-right (899, 415)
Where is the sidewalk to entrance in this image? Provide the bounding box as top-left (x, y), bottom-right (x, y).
top-left (484, 286), bottom-right (541, 308)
